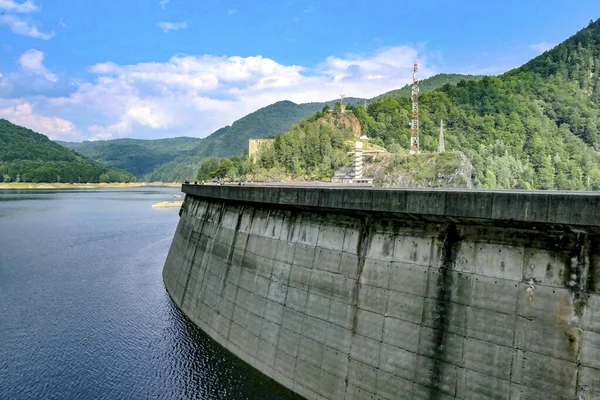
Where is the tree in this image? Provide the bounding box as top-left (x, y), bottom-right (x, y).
top-left (333, 101), bottom-right (342, 113)
top-left (215, 158), bottom-right (234, 179)
top-left (196, 158), bottom-right (220, 180)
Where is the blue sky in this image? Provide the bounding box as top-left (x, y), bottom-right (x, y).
top-left (0, 0), bottom-right (599, 141)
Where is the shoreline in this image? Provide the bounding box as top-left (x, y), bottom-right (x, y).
top-left (0, 182), bottom-right (182, 190)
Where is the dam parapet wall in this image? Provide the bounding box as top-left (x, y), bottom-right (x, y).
top-left (163, 185), bottom-right (600, 400)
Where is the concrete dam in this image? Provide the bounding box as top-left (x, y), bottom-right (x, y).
top-left (162, 185), bottom-right (600, 400)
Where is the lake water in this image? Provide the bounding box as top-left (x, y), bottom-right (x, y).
top-left (0, 187), bottom-right (300, 400)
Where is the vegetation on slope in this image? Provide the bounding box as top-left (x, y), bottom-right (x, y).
top-left (58, 137), bottom-right (202, 178)
top-left (195, 105), bottom-right (360, 182)
top-left (0, 119), bottom-right (134, 183)
top-left (196, 156), bottom-right (248, 182)
top-left (376, 73), bottom-right (484, 99)
top-left (250, 107), bottom-right (356, 180)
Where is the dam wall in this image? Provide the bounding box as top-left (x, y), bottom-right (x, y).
top-left (163, 185), bottom-right (600, 400)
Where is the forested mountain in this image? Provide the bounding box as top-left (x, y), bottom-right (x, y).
top-left (0, 119), bottom-right (134, 183)
top-left (145, 98), bottom-right (365, 182)
top-left (347, 18), bottom-right (600, 189)
top-left (376, 73), bottom-right (484, 99)
top-left (58, 137), bottom-right (202, 178)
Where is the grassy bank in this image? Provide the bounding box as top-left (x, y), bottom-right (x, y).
top-left (0, 182), bottom-right (181, 190)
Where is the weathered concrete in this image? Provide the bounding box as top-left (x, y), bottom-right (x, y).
top-left (163, 185), bottom-right (600, 400)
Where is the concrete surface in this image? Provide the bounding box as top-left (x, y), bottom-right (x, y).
top-left (163, 185), bottom-right (600, 400)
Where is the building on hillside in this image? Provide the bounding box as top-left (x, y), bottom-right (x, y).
top-left (248, 139), bottom-right (274, 162)
top-left (332, 166), bottom-right (355, 183)
top-left (331, 141), bottom-right (375, 184)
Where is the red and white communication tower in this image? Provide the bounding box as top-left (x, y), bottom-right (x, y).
top-left (410, 63), bottom-right (420, 154)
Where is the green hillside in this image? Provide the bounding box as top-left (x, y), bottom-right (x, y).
top-left (0, 119), bottom-right (134, 183)
top-left (348, 18), bottom-right (600, 190)
top-left (57, 137), bottom-right (202, 177)
top-left (248, 108), bottom-right (358, 181)
top-left (145, 98), bottom-right (365, 182)
top-left (376, 73), bottom-right (484, 99)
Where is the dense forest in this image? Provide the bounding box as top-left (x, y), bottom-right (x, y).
top-left (376, 73), bottom-right (484, 99)
top-left (58, 137), bottom-right (202, 178)
top-left (1, 119), bottom-right (134, 183)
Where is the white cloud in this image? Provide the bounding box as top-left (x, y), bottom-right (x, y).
top-left (58, 18), bottom-right (68, 29)
top-left (0, 101), bottom-right (80, 140)
top-left (156, 21), bottom-right (187, 33)
top-left (0, 0), bottom-right (39, 13)
top-left (319, 46), bottom-right (429, 82)
top-left (530, 42), bottom-right (556, 53)
top-left (159, 0), bottom-right (169, 9)
top-left (0, 14), bottom-right (54, 39)
top-left (87, 132), bottom-right (114, 141)
top-left (18, 49), bottom-right (57, 82)
top-left (227, 9), bottom-right (237, 15)
top-left (42, 46), bottom-right (435, 140)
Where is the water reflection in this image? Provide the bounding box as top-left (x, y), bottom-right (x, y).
top-left (159, 298), bottom-right (301, 400)
top-left (0, 188), bottom-right (300, 400)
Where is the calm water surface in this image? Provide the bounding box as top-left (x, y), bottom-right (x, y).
top-left (0, 187), bottom-right (301, 400)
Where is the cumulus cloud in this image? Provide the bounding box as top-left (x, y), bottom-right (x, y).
top-left (319, 46), bottom-right (427, 82)
top-left (0, 14), bottom-right (54, 39)
top-left (18, 49), bottom-right (57, 82)
top-left (58, 18), bottom-right (68, 29)
top-left (530, 42), bottom-right (556, 53)
top-left (156, 21), bottom-right (187, 33)
top-left (159, 0), bottom-right (169, 9)
top-left (0, 0), bottom-right (39, 13)
top-left (0, 101), bottom-right (80, 140)
top-left (41, 46), bottom-right (435, 140)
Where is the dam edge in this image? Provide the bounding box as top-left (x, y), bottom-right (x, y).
top-left (163, 185), bottom-right (600, 399)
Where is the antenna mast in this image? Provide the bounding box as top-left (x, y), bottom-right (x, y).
top-left (410, 63), bottom-right (420, 154)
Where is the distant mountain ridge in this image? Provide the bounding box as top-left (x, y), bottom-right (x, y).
top-left (145, 98), bottom-right (367, 182)
top-left (56, 98), bottom-right (365, 182)
top-left (58, 137), bottom-right (202, 177)
top-left (0, 119), bottom-right (134, 183)
top-left (375, 73), bottom-right (484, 99)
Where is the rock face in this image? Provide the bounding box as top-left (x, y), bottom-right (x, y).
top-left (318, 112), bottom-right (362, 138)
top-left (368, 151), bottom-right (477, 188)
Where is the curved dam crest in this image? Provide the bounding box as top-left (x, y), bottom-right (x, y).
top-left (163, 185), bottom-right (600, 400)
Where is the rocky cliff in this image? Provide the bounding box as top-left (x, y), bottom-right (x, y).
top-left (366, 151), bottom-right (477, 188)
